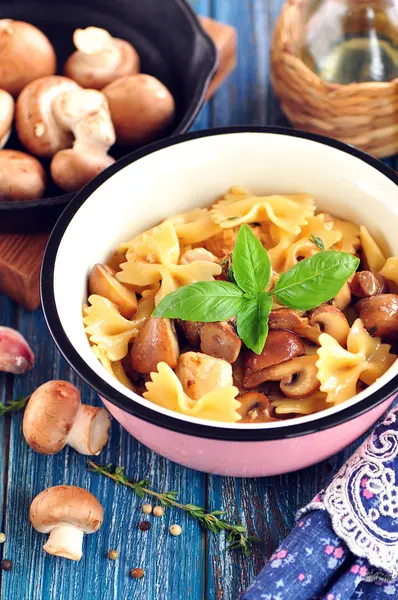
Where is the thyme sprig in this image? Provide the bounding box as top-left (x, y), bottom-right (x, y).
top-left (0, 395), bottom-right (30, 417)
top-left (88, 461), bottom-right (260, 555)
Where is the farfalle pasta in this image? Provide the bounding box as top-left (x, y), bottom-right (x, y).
top-left (83, 186), bottom-right (398, 425)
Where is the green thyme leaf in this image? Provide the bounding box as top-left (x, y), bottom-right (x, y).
top-left (310, 233), bottom-right (325, 251)
top-left (232, 225), bottom-right (271, 295)
top-left (237, 293), bottom-right (273, 353)
top-left (273, 251), bottom-right (360, 311)
top-left (153, 280), bottom-right (245, 321)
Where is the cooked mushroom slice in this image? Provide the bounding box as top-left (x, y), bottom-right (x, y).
top-left (30, 485), bottom-right (103, 560)
top-left (175, 319), bottom-right (203, 347)
top-left (200, 321), bottom-right (242, 364)
top-left (0, 150), bottom-right (46, 202)
top-left (103, 74), bottom-right (175, 146)
top-left (268, 308), bottom-right (309, 332)
top-left (64, 27), bottom-right (140, 89)
top-left (356, 293), bottom-right (398, 338)
top-left (350, 271), bottom-right (388, 298)
top-left (175, 351), bottom-right (233, 401)
top-left (130, 317), bottom-right (179, 373)
top-left (0, 20), bottom-right (56, 96)
top-left (308, 304), bottom-right (350, 347)
top-left (0, 89), bottom-right (14, 148)
top-left (89, 264), bottom-right (137, 319)
top-left (243, 330), bottom-right (305, 389)
top-left (238, 392), bottom-right (276, 423)
top-left (23, 380), bottom-right (111, 455)
top-left (257, 355), bottom-right (320, 398)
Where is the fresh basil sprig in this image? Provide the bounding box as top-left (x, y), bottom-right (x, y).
top-left (153, 225), bottom-right (359, 353)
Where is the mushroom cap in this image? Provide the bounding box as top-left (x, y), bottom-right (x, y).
top-left (357, 293), bottom-right (398, 338)
top-left (30, 485), bottom-right (103, 534)
top-left (23, 380), bottom-right (81, 454)
top-left (64, 28), bottom-right (140, 89)
top-left (254, 355), bottom-right (320, 398)
top-left (350, 271), bottom-right (387, 298)
top-left (88, 264), bottom-right (137, 319)
top-left (0, 89), bottom-right (14, 148)
top-left (199, 321), bottom-right (242, 364)
top-left (103, 74), bottom-right (175, 146)
top-left (0, 20), bottom-right (56, 96)
top-left (0, 150), bottom-right (46, 202)
top-left (15, 76), bottom-right (79, 158)
top-left (50, 147), bottom-right (114, 192)
top-left (238, 391), bottom-right (276, 423)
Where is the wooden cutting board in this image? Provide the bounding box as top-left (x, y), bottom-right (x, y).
top-left (0, 17), bottom-right (237, 311)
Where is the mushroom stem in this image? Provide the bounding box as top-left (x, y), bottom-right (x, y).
top-left (73, 27), bottom-right (120, 69)
top-left (43, 523), bottom-right (84, 561)
top-left (66, 405), bottom-right (111, 456)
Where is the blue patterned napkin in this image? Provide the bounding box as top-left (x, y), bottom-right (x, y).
top-left (242, 405), bottom-right (398, 600)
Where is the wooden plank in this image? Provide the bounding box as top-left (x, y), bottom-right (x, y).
top-left (1, 306), bottom-right (207, 600)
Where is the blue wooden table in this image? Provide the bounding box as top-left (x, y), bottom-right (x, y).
top-left (1, 2), bottom-right (397, 599)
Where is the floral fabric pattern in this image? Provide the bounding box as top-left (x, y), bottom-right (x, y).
top-left (241, 404), bottom-right (398, 600)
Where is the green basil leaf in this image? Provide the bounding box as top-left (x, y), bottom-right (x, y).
top-left (310, 233), bottom-right (325, 251)
top-left (236, 293), bottom-right (273, 354)
top-left (273, 251), bottom-right (359, 311)
top-left (232, 224), bottom-right (271, 295)
top-left (153, 280), bottom-right (244, 321)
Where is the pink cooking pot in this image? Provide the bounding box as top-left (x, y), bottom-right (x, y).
top-left (41, 127), bottom-right (398, 477)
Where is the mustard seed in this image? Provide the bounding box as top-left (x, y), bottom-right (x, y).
top-left (138, 521), bottom-right (151, 531)
top-left (108, 550), bottom-right (119, 560)
top-left (1, 560), bottom-right (12, 571)
top-left (153, 506), bottom-right (164, 517)
top-left (142, 503), bottom-right (152, 515)
top-left (0, 533), bottom-right (6, 544)
top-left (130, 567), bottom-right (145, 579)
top-left (169, 524), bottom-right (182, 537)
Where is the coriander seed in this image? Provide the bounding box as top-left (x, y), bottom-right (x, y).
top-left (138, 520), bottom-right (151, 531)
top-left (0, 533), bottom-right (6, 544)
top-left (1, 559), bottom-right (12, 571)
top-left (142, 503), bottom-right (152, 515)
top-left (130, 567), bottom-right (145, 579)
top-left (108, 550), bottom-right (119, 560)
top-left (169, 524), bottom-right (182, 537)
top-left (153, 506), bottom-right (164, 517)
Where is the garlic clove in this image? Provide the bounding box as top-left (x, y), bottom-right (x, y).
top-left (0, 326), bottom-right (35, 374)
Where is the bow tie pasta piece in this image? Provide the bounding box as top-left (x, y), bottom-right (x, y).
top-left (331, 218), bottom-right (360, 254)
top-left (91, 345), bottom-right (135, 391)
top-left (281, 214), bottom-right (343, 271)
top-left (210, 193), bottom-right (315, 235)
top-left (143, 362), bottom-right (241, 422)
top-left (84, 293), bottom-right (155, 361)
top-left (116, 221), bottom-right (221, 305)
top-left (360, 226), bottom-right (387, 274)
top-left (316, 319), bottom-right (397, 404)
top-left (379, 257), bottom-right (398, 287)
top-left (271, 391), bottom-right (328, 416)
top-left (166, 208), bottom-right (222, 245)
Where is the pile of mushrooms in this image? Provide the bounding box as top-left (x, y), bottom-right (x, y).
top-left (0, 20), bottom-right (175, 200)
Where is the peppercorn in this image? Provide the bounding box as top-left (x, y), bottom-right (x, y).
top-left (153, 506), bottom-right (164, 517)
top-left (0, 533), bottom-right (6, 544)
top-left (142, 503), bottom-right (152, 515)
top-left (130, 567), bottom-right (145, 579)
top-left (1, 559), bottom-right (12, 571)
top-left (169, 524), bottom-right (182, 537)
top-left (138, 521), bottom-right (151, 531)
top-left (108, 550), bottom-right (119, 560)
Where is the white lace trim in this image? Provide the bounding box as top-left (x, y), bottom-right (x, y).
top-left (300, 407), bottom-right (398, 583)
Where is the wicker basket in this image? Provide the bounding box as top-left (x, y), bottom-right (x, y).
top-left (271, 0), bottom-right (398, 158)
